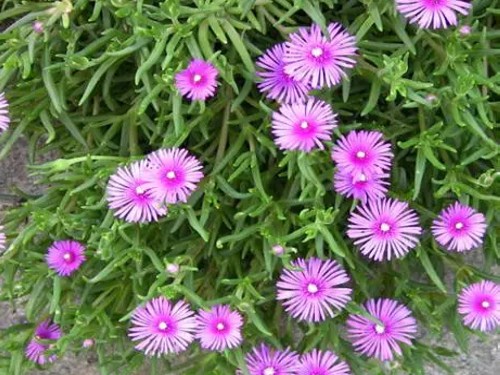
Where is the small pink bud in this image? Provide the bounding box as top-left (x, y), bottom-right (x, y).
top-left (425, 94), bottom-right (437, 103)
top-left (166, 263), bottom-right (179, 274)
top-left (459, 25), bottom-right (471, 36)
top-left (32, 21), bottom-right (44, 34)
top-left (271, 245), bottom-right (284, 256)
top-left (82, 339), bottom-right (94, 348)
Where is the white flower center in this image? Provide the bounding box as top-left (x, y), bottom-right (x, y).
top-left (311, 47), bottom-right (323, 58)
top-left (481, 301), bottom-right (490, 309)
top-left (300, 121), bottom-right (309, 129)
top-left (63, 252), bottom-right (72, 261)
top-left (263, 367), bottom-right (275, 375)
top-left (307, 283), bottom-right (319, 294)
top-left (166, 171), bottom-right (176, 179)
top-left (135, 186), bottom-right (145, 195)
top-left (158, 321), bottom-right (168, 331)
top-left (454, 222), bottom-right (464, 230)
top-left (356, 150), bottom-right (366, 159)
top-left (375, 324), bottom-right (385, 334)
top-left (193, 74), bottom-right (202, 82)
top-left (216, 322), bottom-right (225, 331)
top-left (380, 223), bottom-right (391, 232)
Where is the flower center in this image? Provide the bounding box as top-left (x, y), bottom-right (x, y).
top-left (380, 223), bottom-right (391, 232)
top-left (356, 150), bottom-right (366, 159)
top-left (158, 321), bottom-right (168, 331)
top-left (374, 324), bottom-right (385, 334)
top-left (481, 300), bottom-right (490, 309)
top-left (166, 171), bottom-right (176, 180)
top-left (307, 283), bottom-right (319, 294)
top-left (216, 322), bottom-right (225, 331)
top-left (311, 47), bottom-right (323, 58)
top-left (135, 186), bottom-right (145, 195)
top-left (193, 74), bottom-right (202, 83)
top-left (353, 173), bottom-right (367, 183)
top-left (454, 222), bottom-right (464, 230)
top-left (263, 367), bottom-right (275, 375)
top-left (300, 120), bottom-right (309, 129)
top-left (63, 252), bottom-right (73, 261)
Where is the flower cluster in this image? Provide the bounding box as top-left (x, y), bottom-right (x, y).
top-left (106, 148), bottom-right (203, 223)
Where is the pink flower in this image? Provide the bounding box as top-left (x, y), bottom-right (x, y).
top-left (333, 170), bottom-right (389, 203)
top-left (284, 23), bottom-right (357, 88)
top-left (166, 263), bottom-right (180, 274)
top-left (298, 349), bottom-right (351, 375)
top-left (331, 130), bottom-right (393, 175)
top-left (25, 320), bottom-right (62, 365)
top-left (256, 43), bottom-right (310, 104)
top-left (346, 298), bottom-right (417, 361)
top-left (196, 305), bottom-right (243, 351)
top-left (0, 92), bottom-right (10, 133)
top-left (458, 25), bottom-right (472, 36)
top-left (272, 245), bottom-right (285, 256)
top-left (32, 21), bottom-right (44, 33)
top-left (128, 297), bottom-right (198, 356)
top-left (106, 160), bottom-right (167, 223)
top-left (458, 280), bottom-right (500, 332)
top-left (175, 59), bottom-right (218, 101)
top-left (82, 338), bottom-right (95, 348)
top-left (431, 202), bottom-right (486, 252)
top-left (0, 226), bottom-right (6, 253)
top-left (245, 343), bottom-right (300, 375)
top-left (143, 148), bottom-right (204, 204)
top-left (396, 0), bottom-right (472, 29)
top-left (347, 198), bottom-right (422, 261)
top-left (46, 240), bottom-right (86, 277)
top-left (272, 98), bottom-right (337, 152)
top-left (276, 258), bottom-right (352, 322)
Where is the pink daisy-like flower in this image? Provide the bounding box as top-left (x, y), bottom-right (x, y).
top-left (272, 98), bottom-right (337, 152)
top-left (347, 198), bottom-right (422, 261)
top-left (346, 298), bottom-right (418, 361)
top-left (128, 297), bottom-right (198, 356)
top-left (331, 130), bottom-right (393, 175)
top-left (25, 320), bottom-right (62, 365)
top-left (458, 280), bottom-right (500, 332)
top-left (46, 240), bottom-right (86, 277)
top-left (196, 305), bottom-right (243, 351)
top-left (256, 43), bottom-right (310, 104)
top-left (298, 349), bottom-right (351, 375)
top-left (396, 0), bottom-right (472, 29)
top-left (0, 226), bottom-right (6, 253)
top-left (431, 202), bottom-right (487, 252)
top-left (284, 23), bottom-right (357, 89)
top-left (245, 343), bottom-right (300, 375)
top-left (276, 258), bottom-right (352, 322)
top-left (0, 92), bottom-right (10, 133)
top-left (106, 160), bottom-right (167, 223)
top-left (143, 148), bottom-right (204, 204)
top-left (333, 170), bottom-right (389, 203)
top-left (175, 59), bottom-right (218, 101)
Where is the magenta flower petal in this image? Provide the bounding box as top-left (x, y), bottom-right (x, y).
top-left (347, 198), bottom-right (422, 261)
top-left (346, 298), bottom-right (417, 361)
top-left (331, 130), bottom-right (393, 175)
top-left (46, 240), bottom-right (86, 277)
top-left (0, 225), bottom-right (6, 253)
top-left (272, 98), bottom-right (337, 152)
top-left (256, 43), bottom-right (310, 104)
top-left (284, 23), bottom-right (357, 89)
top-left (458, 280), bottom-right (500, 332)
top-left (396, 0), bottom-right (472, 29)
top-left (298, 349), bottom-right (351, 375)
top-left (276, 258), bottom-right (352, 322)
top-left (0, 92), bottom-right (10, 133)
top-left (143, 148), bottom-right (204, 204)
top-left (431, 202), bottom-right (487, 252)
top-left (334, 170), bottom-right (389, 203)
top-left (25, 320), bottom-right (62, 365)
top-left (106, 160), bottom-right (167, 223)
top-left (196, 305), bottom-right (243, 351)
top-left (175, 59), bottom-right (218, 101)
top-left (245, 343), bottom-right (300, 375)
top-left (128, 297), bottom-right (198, 356)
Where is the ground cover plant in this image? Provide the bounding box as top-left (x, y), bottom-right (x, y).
top-left (0, 0), bottom-right (499, 374)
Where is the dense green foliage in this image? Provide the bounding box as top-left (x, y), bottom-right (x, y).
top-left (0, 0), bottom-right (499, 374)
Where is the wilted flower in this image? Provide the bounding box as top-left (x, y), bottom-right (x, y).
top-left (196, 305), bottom-right (243, 351)
top-left (46, 240), bottom-right (86, 276)
top-left (396, 0), bottom-right (472, 29)
top-left (458, 280), bottom-right (500, 332)
top-left (276, 257), bottom-right (352, 322)
top-left (25, 320), bottom-right (61, 365)
top-left (346, 298), bottom-right (417, 361)
top-left (82, 338), bottom-right (94, 348)
top-left (175, 59), bottom-right (218, 101)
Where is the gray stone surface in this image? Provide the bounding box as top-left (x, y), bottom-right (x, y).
top-left (1, 139), bottom-right (499, 374)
